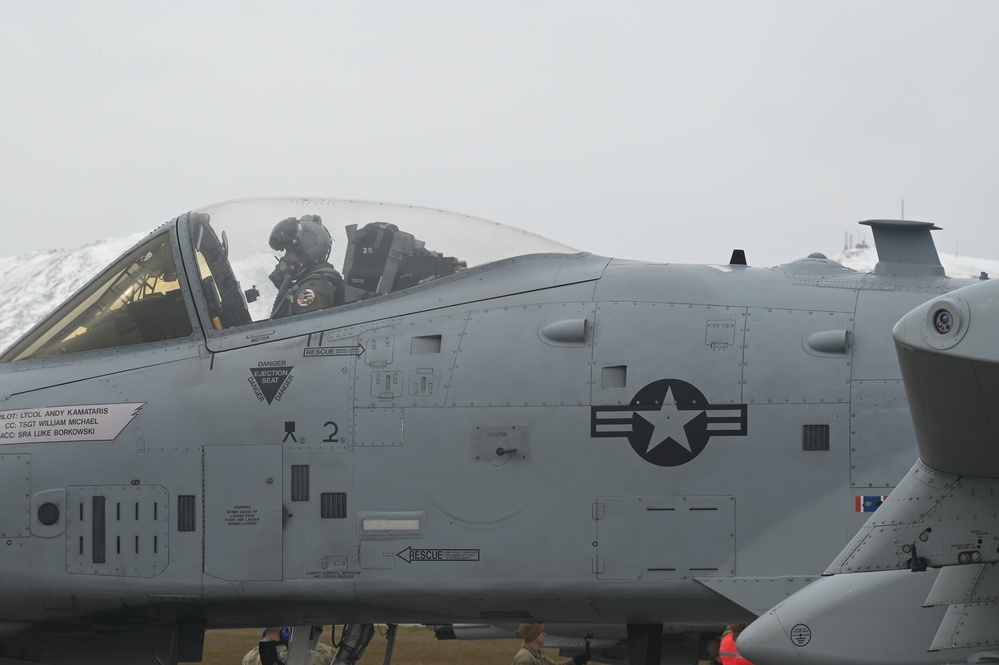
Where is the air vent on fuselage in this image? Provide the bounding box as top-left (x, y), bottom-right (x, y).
top-left (66, 485), bottom-right (169, 577)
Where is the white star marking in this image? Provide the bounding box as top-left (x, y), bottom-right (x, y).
top-left (637, 386), bottom-right (698, 455)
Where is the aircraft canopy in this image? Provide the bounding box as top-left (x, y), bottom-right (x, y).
top-left (0, 198), bottom-right (575, 362)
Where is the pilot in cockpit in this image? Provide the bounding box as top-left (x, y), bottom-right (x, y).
top-left (267, 215), bottom-right (344, 318)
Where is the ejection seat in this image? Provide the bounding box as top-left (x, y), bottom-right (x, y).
top-left (341, 222), bottom-right (465, 303)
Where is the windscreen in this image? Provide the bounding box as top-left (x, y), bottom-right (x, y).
top-left (0, 233), bottom-right (193, 362)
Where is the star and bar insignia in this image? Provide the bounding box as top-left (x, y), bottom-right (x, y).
top-left (591, 378), bottom-right (748, 466)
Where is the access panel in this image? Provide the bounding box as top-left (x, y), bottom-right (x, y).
top-left (596, 495), bottom-right (735, 580)
top-left (204, 445), bottom-right (283, 580)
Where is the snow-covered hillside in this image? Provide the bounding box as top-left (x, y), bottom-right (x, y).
top-left (0, 233), bottom-right (145, 352)
top-left (0, 235), bottom-right (995, 354)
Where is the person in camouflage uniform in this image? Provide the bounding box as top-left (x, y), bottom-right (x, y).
top-left (512, 624), bottom-right (589, 665)
top-left (242, 627), bottom-right (334, 665)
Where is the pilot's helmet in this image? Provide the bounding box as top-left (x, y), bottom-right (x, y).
top-left (269, 215), bottom-right (332, 266)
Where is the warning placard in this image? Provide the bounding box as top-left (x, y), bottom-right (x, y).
top-left (249, 365), bottom-right (294, 404)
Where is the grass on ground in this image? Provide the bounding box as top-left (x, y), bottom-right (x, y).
top-left (204, 625), bottom-right (527, 665)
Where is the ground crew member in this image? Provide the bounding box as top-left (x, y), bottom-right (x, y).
top-left (718, 624), bottom-right (754, 665)
top-left (512, 624), bottom-right (590, 665)
top-left (698, 638), bottom-right (721, 664)
top-left (242, 627), bottom-right (334, 665)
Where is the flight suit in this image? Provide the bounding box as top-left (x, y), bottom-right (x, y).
top-left (272, 263), bottom-right (344, 318)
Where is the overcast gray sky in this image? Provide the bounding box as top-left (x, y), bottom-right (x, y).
top-left (2, 1), bottom-right (997, 266)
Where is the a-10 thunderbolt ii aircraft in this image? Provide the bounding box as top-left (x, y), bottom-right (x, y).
top-left (0, 196), bottom-right (990, 665)
top-left (739, 273), bottom-right (999, 665)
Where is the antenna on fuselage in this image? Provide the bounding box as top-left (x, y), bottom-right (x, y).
top-left (860, 219), bottom-right (944, 277)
